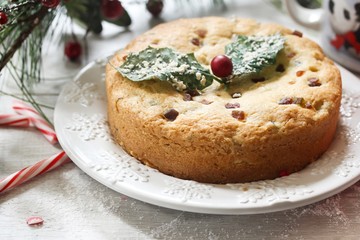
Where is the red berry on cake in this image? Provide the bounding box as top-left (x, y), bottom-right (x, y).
top-left (210, 55), bottom-right (233, 78)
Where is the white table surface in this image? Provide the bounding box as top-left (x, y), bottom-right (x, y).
top-left (1, 1), bottom-right (360, 239)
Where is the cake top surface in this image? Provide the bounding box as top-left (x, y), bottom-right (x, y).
top-left (106, 17), bottom-right (342, 138)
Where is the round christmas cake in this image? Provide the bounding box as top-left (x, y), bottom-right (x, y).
top-left (106, 17), bottom-right (342, 183)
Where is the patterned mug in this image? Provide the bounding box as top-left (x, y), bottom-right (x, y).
top-left (285, 0), bottom-right (360, 72)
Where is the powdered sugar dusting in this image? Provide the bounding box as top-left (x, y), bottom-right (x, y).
top-left (1, 162), bottom-right (360, 239)
top-left (226, 34), bottom-right (285, 77)
top-left (289, 195), bottom-right (349, 226)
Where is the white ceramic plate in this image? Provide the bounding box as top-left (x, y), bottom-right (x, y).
top-left (54, 58), bottom-right (360, 215)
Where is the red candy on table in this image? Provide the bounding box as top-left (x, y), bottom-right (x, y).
top-left (26, 216), bottom-right (44, 226)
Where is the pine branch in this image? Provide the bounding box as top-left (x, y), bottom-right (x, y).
top-left (6, 61), bottom-right (53, 126)
top-left (0, 7), bottom-right (49, 72)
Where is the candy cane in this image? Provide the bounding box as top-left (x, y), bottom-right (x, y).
top-left (0, 114), bottom-right (30, 127)
top-left (12, 100), bottom-right (58, 144)
top-left (0, 151), bottom-right (70, 193)
top-left (0, 98), bottom-right (71, 194)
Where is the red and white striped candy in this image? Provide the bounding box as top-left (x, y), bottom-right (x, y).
top-left (0, 151), bottom-right (70, 193)
top-left (12, 100), bottom-right (58, 144)
top-left (0, 98), bottom-right (71, 194)
top-left (0, 114), bottom-right (30, 127)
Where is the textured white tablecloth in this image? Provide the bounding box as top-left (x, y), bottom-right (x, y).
top-left (1, 1), bottom-right (360, 239)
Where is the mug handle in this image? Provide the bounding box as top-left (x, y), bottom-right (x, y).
top-left (284, 1), bottom-right (323, 30)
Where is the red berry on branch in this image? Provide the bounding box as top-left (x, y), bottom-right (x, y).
top-left (210, 55), bottom-right (233, 78)
top-left (64, 41), bottom-right (82, 62)
top-left (0, 12), bottom-right (8, 25)
top-left (146, 0), bottom-right (164, 17)
top-left (101, 0), bottom-right (124, 20)
top-left (41, 0), bottom-right (61, 8)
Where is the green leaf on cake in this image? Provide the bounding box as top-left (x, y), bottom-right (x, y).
top-left (116, 35), bottom-right (285, 91)
top-left (116, 46), bottom-right (218, 91)
top-left (225, 34), bottom-right (285, 77)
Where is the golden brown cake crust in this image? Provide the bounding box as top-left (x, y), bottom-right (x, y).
top-left (106, 17), bottom-right (342, 183)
